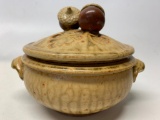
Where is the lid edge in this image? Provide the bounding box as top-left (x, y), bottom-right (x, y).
top-left (23, 43), bottom-right (134, 63)
top-left (22, 55), bottom-right (136, 75)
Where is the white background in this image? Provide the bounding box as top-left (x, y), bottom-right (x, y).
top-left (0, 0), bottom-right (160, 120)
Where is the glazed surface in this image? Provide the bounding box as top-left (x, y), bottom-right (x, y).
top-left (23, 30), bottom-right (134, 62)
top-left (22, 55), bottom-right (136, 75)
top-left (24, 66), bottom-right (133, 115)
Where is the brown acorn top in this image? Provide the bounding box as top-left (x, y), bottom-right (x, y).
top-left (79, 4), bottom-right (105, 34)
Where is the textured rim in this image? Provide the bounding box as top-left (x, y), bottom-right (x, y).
top-left (22, 55), bottom-right (136, 75)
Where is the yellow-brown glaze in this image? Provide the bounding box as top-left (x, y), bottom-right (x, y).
top-left (11, 5), bottom-right (145, 115)
top-left (24, 65), bottom-right (133, 115)
top-left (23, 30), bottom-right (134, 62)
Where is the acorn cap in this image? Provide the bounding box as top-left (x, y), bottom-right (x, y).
top-left (58, 7), bottom-right (80, 30)
top-left (81, 3), bottom-right (105, 14)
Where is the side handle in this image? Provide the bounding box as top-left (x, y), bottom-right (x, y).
top-left (11, 56), bottom-right (24, 80)
top-left (133, 59), bottom-right (145, 82)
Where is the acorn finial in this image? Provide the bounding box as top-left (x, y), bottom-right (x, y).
top-left (79, 4), bottom-right (105, 34)
top-left (58, 6), bottom-right (80, 30)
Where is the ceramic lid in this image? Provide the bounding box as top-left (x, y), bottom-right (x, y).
top-left (23, 4), bottom-right (134, 63)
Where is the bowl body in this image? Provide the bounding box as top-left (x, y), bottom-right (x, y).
top-left (23, 65), bottom-right (133, 115)
top-left (12, 56), bottom-right (145, 115)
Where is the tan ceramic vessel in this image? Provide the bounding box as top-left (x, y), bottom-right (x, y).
top-left (12, 5), bottom-right (145, 115)
top-left (12, 55), bottom-right (144, 115)
top-left (12, 35), bottom-right (144, 115)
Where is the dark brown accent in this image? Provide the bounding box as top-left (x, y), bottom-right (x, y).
top-left (79, 6), bottom-right (105, 34)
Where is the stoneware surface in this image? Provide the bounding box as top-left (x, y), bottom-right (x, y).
top-left (23, 30), bottom-right (134, 63)
top-left (11, 4), bottom-right (145, 115)
top-left (11, 55), bottom-right (144, 115)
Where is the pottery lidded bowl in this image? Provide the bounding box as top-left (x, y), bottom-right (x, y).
top-left (12, 4), bottom-right (145, 115)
